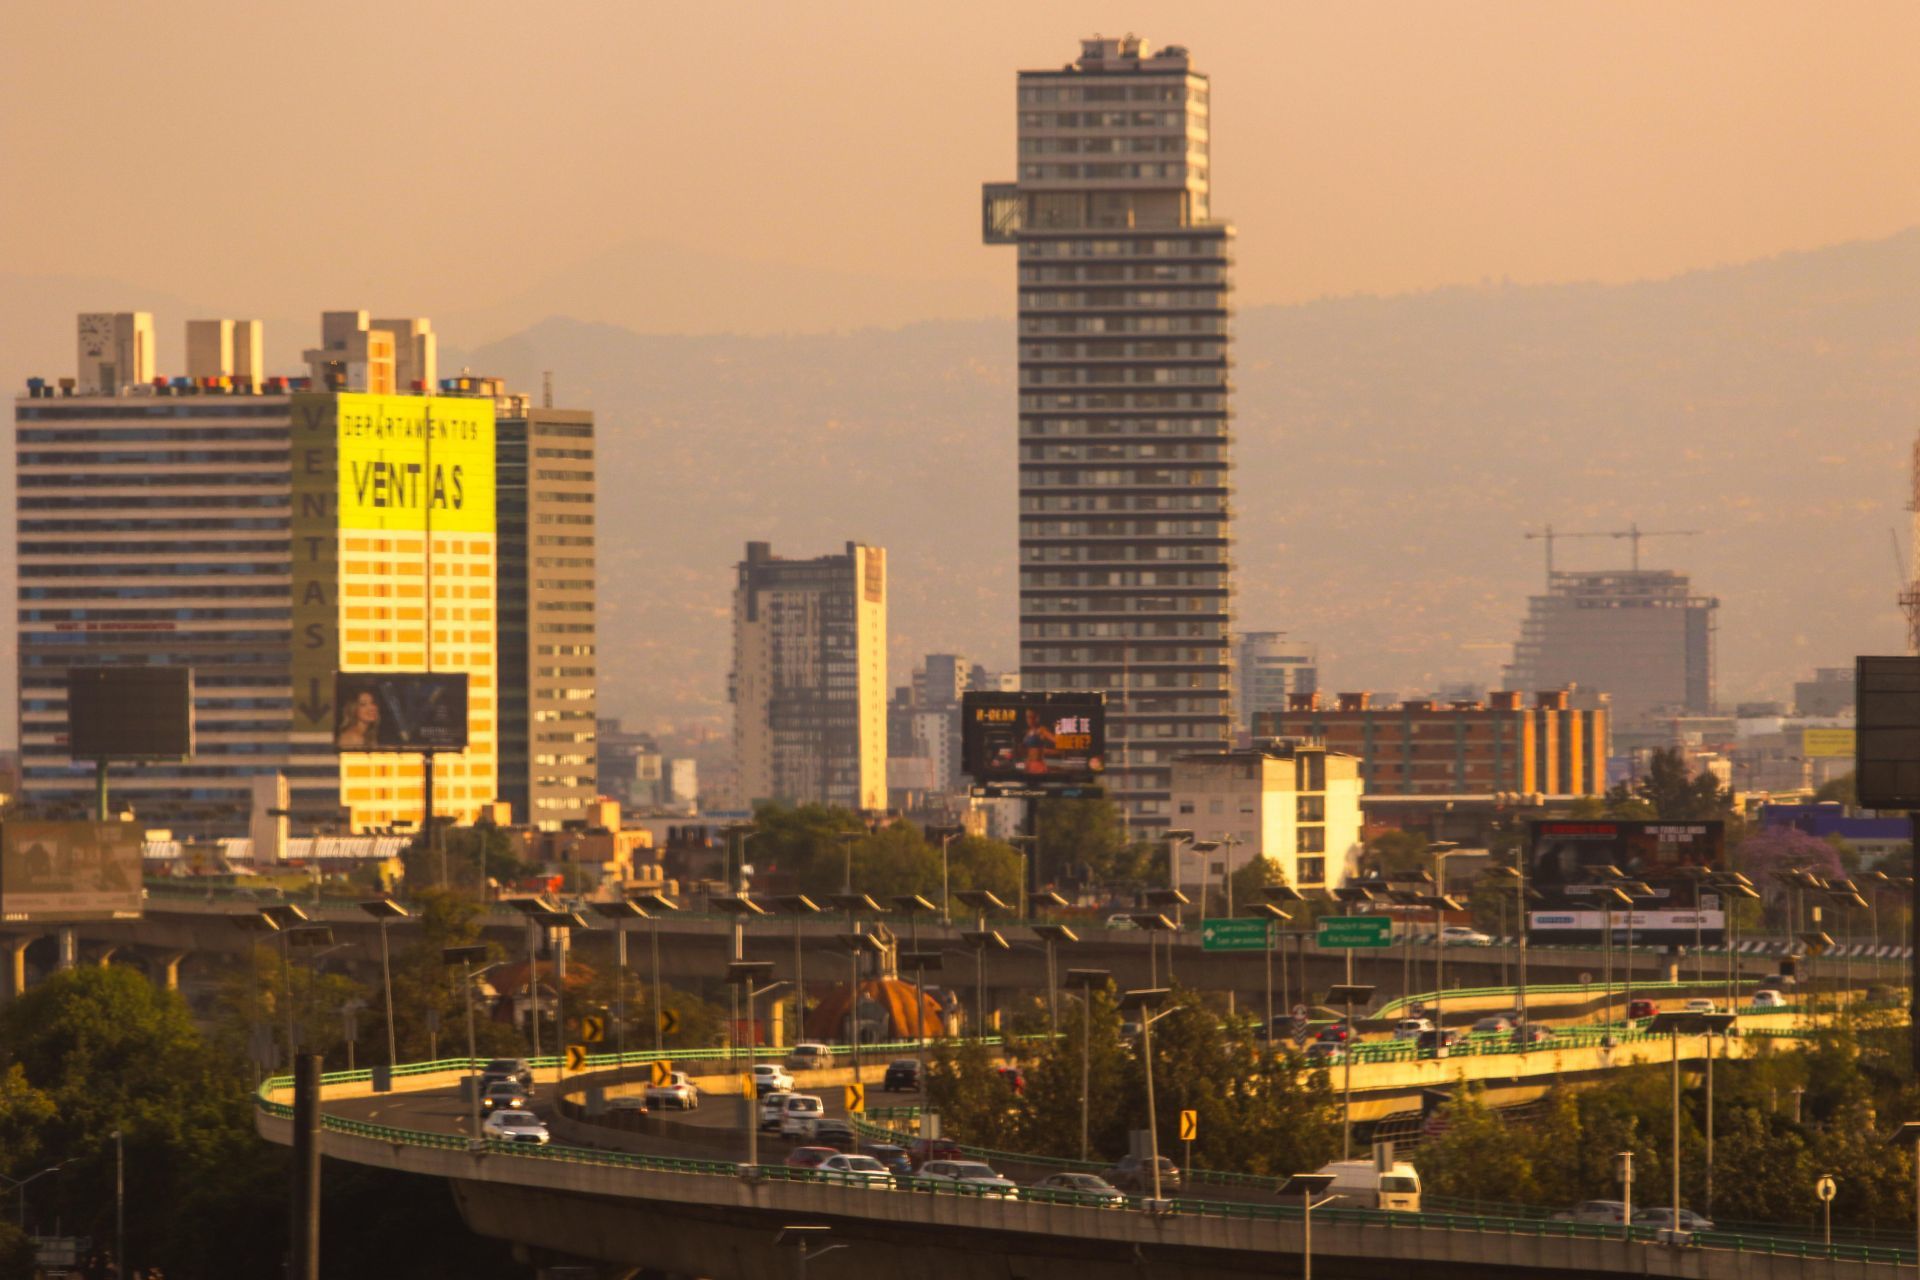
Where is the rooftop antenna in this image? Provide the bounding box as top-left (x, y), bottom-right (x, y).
top-left (542, 370), bottom-right (553, 409)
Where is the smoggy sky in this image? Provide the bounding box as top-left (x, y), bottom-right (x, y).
top-left (3, 0), bottom-right (1917, 338)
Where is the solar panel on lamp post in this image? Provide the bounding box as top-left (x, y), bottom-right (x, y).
top-left (1326, 983), bottom-right (1373, 1162)
top-left (960, 930), bottom-right (1010, 1044)
top-left (1128, 913), bottom-right (1177, 989)
top-left (1261, 883), bottom-right (1307, 1012)
top-left (1118, 987), bottom-right (1173, 1207)
top-left (1279, 1173), bottom-right (1340, 1280)
top-left (726, 960), bottom-right (778, 1171)
top-left (1144, 888), bottom-right (1189, 983)
top-left (899, 950), bottom-right (943, 1046)
top-left (1244, 903), bottom-right (1291, 1047)
top-left (631, 892), bottom-right (680, 1054)
top-left (1030, 921), bottom-right (1078, 1038)
top-left (713, 895), bottom-right (769, 1072)
top-left (534, 910), bottom-right (588, 1089)
top-left (1065, 968), bottom-right (1110, 1161)
top-left (356, 898), bottom-right (411, 1073)
top-left (588, 900), bottom-right (648, 1061)
top-left (1647, 1010), bottom-right (1716, 1238)
top-left (836, 932), bottom-right (886, 1081)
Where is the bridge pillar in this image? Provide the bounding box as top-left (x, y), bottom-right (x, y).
top-left (57, 926), bottom-right (77, 971)
top-left (2, 936), bottom-right (29, 1001)
top-left (160, 951), bottom-right (189, 991)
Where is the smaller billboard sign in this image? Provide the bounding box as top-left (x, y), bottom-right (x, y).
top-left (1802, 728), bottom-right (1856, 759)
top-left (960, 692), bottom-right (1105, 794)
top-left (1201, 918), bottom-right (1270, 952)
top-left (0, 822), bottom-right (144, 922)
top-left (1526, 819), bottom-right (1725, 946)
top-left (333, 672), bottom-right (469, 753)
top-left (67, 666), bottom-right (193, 760)
top-left (1317, 916), bottom-right (1393, 948)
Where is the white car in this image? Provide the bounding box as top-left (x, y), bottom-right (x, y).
top-left (816, 1154), bottom-right (894, 1188)
top-left (760, 1092), bottom-right (792, 1131)
top-left (787, 1042), bottom-right (835, 1071)
top-left (1393, 1018), bottom-right (1435, 1040)
top-left (645, 1071), bottom-right (701, 1110)
top-left (779, 1093), bottom-right (826, 1137)
top-left (481, 1109), bottom-right (551, 1145)
top-left (1750, 989), bottom-right (1787, 1009)
top-left (1440, 926), bottom-right (1494, 947)
top-left (1103, 913), bottom-right (1140, 931)
top-left (752, 1063), bottom-right (796, 1094)
top-left (915, 1160), bottom-right (1019, 1196)
top-left (1682, 998), bottom-right (1718, 1014)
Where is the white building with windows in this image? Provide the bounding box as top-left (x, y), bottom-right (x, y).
top-left (1169, 741), bottom-right (1362, 893)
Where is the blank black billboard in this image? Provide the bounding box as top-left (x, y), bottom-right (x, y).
top-left (66, 666), bottom-right (193, 760)
top-left (1856, 656), bottom-right (1920, 810)
top-left (334, 672), bottom-right (469, 752)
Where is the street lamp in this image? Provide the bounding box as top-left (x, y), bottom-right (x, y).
top-left (1279, 1172), bottom-right (1339, 1280)
top-left (231, 911), bottom-right (282, 1079)
top-left (899, 950), bottom-right (943, 1046)
top-left (938, 831), bottom-right (962, 924)
top-left (1127, 912), bottom-right (1178, 988)
top-left (503, 895), bottom-right (559, 1057)
top-left (356, 898), bottom-right (410, 1071)
top-left (775, 1225), bottom-right (846, 1277)
top-left (534, 909), bottom-right (589, 1089)
top-left (960, 929), bottom-right (1010, 1042)
top-left (442, 943), bottom-right (495, 1143)
top-left (588, 900), bottom-right (648, 1061)
top-left (1607, 877), bottom-right (1656, 1022)
top-left (1030, 921), bottom-right (1078, 1037)
top-left (632, 891), bottom-right (681, 1054)
top-left (1417, 895), bottom-right (1461, 1038)
top-left (1648, 1010), bottom-right (1717, 1238)
top-left (1708, 871), bottom-right (1759, 1012)
top-left (1884, 1120), bottom-right (1920, 1273)
top-left (773, 894), bottom-right (823, 1046)
top-left (1065, 968), bottom-right (1110, 1161)
top-left (835, 931), bottom-right (886, 1081)
top-left (1482, 863), bottom-right (1531, 1035)
top-left (1261, 883), bottom-right (1307, 1014)
top-left (726, 960), bottom-right (779, 1171)
top-left (1118, 987), bottom-right (1174, 1207)
top-left (1584, 882), bottom-right (1633, 1035)
top-left (713, 895), bottom-right (768, 1071)
top-left (1143, 888), bottom-right (1190, 983)
top-left (1698, 1010), bottom-right (1736, 1217)
top-left (0, 1162), bottom-right (66, 1231)
top-left (259, 903), bottom-right (309, 1058)
top-left (284, 923), bottom-right (335, 1058)
top-left (1326, 982), bottom-right (1373, 1161)
top-left (1245, 903), bottom-right (1291, 1048)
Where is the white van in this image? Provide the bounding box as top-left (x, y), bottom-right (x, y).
top-left (786, 1042), bottom-right (835, 1071)
top-left (1314, 1159), bottom-right (1422, 1212)
top-left (779, 1093), bottom-right (826, 1137)
top-left (1750, 989), bottom-right (1787, 1009)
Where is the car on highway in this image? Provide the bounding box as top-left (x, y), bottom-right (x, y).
top-left (751, 1064), bottom-right (795, 1095)
top-left (863, 1143), bottom-right (914, 1179)
top-left (785, 1146), bottom-right (839, 1171)
top-left (645, 1072), bottom-right (701, 1111)
top-left (1512, 1024), bottom-right (1553, 1045)
top-left (1393, 1018), bottom-right (1434, 1040)
top-left (481, 1081), bottom-right (529, 1114)
top-left (997, 1065), bottom-right (1026, 1095)
top-left (916, 1160), bottom-right (1020, 1196)
top-left (481, 1057), bottom-right (534, 1089)
top-left (1103, 913), bottom-right (1140, 931)
top-left (811, 1118), bottom-right (858, 1148)
top-left (882, 1059), bottom-right (923, 1092)
top-left (906, 1137), bottom-right (965, 1168)
top-left (605, 1095), bottom-right (648, 1114)
top-left (1633, 1206), bottom-right (1714, 1237)
top-left (1440, 926), bottom-right (1494, 947)
top-left (481, 1109), bottom-right (550, 1145)
top-left (1103, 1154), bottom-right (1181, 1194)
top-left (1750, 989), bottom-right (1788, 1009)
top-left (786, 1042), bottom-right (835, 1071)
top-left (759, 1092), bottom-right (792, 1131)
top-left (1415, 1029), bottom-right (1460, 1056)
top-left (1315, 1022), bottom-right (1351, 1043)
top-left (1682, 998), bottom-right (1718, 1015)
top-left (1026, 1173), bottom-right (1127, 1207)
top-left (816, 1154), bottom-right (894, 1188)
top-left (1557, 1200), bottom-right (1629, 1225)
top-left (778, 1094), bottom-right (826, 1137)
top-left (1627, 999), bottom-right (1658, 1020)
top-left (1304, 1041), bottom-right (1346, 1065)
top-left (1470, 1016), bottom-right (1513, 1034)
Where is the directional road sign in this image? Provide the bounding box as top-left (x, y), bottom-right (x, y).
top-left (658, 1008), bottom-right (680, 1036)
top-left (845, 1083), bottom-right (866, 1114)
top-left (1200, 917), bottom-right (1269, 952)
top-left (1816, 1175), bottom-right (1837, 1202)
top-left (565, 1044), bottom-right (587, 1072)
top-left (1179, 1110), bottom-right (1198, 1142)
top-left (581, 1014), bottom-right (606, 1044)
top-left (649, 1059), bottom-right (673, 1087)
top-left (1316, 916), bottom-right (1392, 949)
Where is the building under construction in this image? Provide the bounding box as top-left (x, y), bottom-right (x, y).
top-left (1503, 569), bottom-right (1717, 736)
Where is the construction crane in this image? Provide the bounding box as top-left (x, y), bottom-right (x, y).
top-left (1523, 523), bottom-right (1703, 579)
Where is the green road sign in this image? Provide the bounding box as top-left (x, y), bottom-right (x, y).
top-left (1317, 915), bottom-right (1393, 948)
top-left (1200, 917), bottom-right (1271, 952)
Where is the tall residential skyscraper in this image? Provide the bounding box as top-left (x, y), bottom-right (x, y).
top-left (490, 387), bottom-right (599, 828)
top-left (730, 541), bottom-right (887, 811)
top-left (1503, 569), bottom-right (1717, 733)
top-left (982, 35), bottom-right (1234, 829)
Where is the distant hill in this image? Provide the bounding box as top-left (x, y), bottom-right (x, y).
top-left (461, 228), bottom-right (1920, 731)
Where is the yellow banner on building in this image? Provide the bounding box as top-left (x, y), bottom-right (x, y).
top-left (1802, 728), bottom-right (1856, 758)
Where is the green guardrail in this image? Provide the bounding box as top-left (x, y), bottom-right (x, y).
top-left (1375, 979), bottom-right (1754, 1022)
top-left (255, 1064), bottom-right (1919, 1268)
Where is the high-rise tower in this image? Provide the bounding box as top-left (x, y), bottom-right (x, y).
top-left (983, 35), bottom-right (1235, 829)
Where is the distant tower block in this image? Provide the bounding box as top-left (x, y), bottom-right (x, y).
top-left (1903, 434), bottom-right (1920, 654)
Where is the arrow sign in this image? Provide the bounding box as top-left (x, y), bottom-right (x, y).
top-left (581, 1014), bottom-right (606, 1044)
top-left (650, 1059), bottom-right (673, 1087)
top-left (845, 1083), bottom-right (866, 1114)
top-left (1179, 1109), bottom-right (1198, 1142)
top-left (658, 1008), bottom-right (680, 1036)
top-left (565, 1044), bottom-right (587, 1072)
top-left (295, 675), bottom-right (331, 726)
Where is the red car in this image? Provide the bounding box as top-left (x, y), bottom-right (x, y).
top-left (997, 1066), bottom-right (1026, 1095)
top-left (907, 1137), bottom-right (965, 1169)
top-left (1316, 1023), bottom-right (1351, 1044)
top-left (785, 1146), bottom-right (839, 1171)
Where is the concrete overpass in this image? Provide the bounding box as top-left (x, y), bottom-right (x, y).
top-left (256, 1058), bottom-right (1910, 1279)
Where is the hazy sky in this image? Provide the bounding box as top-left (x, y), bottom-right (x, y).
top-left (4, 0), bottom-right (1916, 339)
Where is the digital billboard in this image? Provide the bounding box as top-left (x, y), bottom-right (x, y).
top-left (0, 822), bottom-right (144, 922)
top-left (961, 692), bottom-right (1106, 795)
top-left (1856, 657), bottom-right (1920, 809)
top-left (334, 673), bottom-right (469, 752)
top-left (1526, 819), bottom-right (1726, 947)
top-left (67, 666), bottom-right (193, 759)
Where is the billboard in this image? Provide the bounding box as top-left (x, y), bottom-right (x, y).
top-left (1526, 819), bottom-right (1726, 946)
top-left (1802, 728), bottom-right (1856, 759)
top-left (961, 692), bottom-right (1106, 795)
top-left (0, 822), bottom-right (143, 922)
top-left (334, 673), bottom-right (469, 752)
top-left (67, 666), bottom-right (193, 759)
top-left (1856, 657), bottom-right (1920, 809)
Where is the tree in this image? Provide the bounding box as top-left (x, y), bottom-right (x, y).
top-left (1607, 748), bottom-right (1733, 821)
top-left (1814, 772), bottom-right (1857, 807)
top-left (1735, 826), bottom-right (1846, 924)
top-left (1361, 830), bottom-right (1429, 878)
top-left (944, 835), bottom-right (1022, 904)
top-left (1036, 798), bottom-right (1132, 885)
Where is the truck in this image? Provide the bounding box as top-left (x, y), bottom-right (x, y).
top-left (1313, 1158), bottom-right (1422, 1212)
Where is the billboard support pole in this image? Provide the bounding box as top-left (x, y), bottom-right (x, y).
top-left (94, 758), bottom-right (109, 822)
top-left (424, 752), bottom-right (442, 890)
top-left (1911, 812), bottom-right (1919, 1077)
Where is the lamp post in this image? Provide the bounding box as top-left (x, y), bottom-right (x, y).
top-left (632, 891), bottom-right (681, 1053)
top-left (1119, 987), bottom-right (1173, 1206)
top-left (442, 944), bottom-right (494, 1142)
top-left (775, 1225), bottom-right (847, 1278)
top-left (1166, 829), bottom-right (1196, 929)
top-left (834, 929), bottom-right (886, 1082)
top-left (503, 895), bottom-right (558, 1057)
top-left (232, 911), bottom-right (282, 1080)
top-left (1031, 909), bottom-right (1076, 1038)
top-left (1648, 1010), bottom-right (1715, 1238)
top-left (769, 894), bottom-right (821, 1046)
top-left (284, 923), bottom-right (335, 1057)
top-left (534, 909), bottom-right (589, 1090)
top-left (1127, 912), bottom-right (1177, 989)
top-left (1260, 883), bottom-right (1307, 1017)
top-left (1709, 872), bottom-right (1759, 1012)
top-left (714, 894), bottom-right (770, 1071)
top-left (357, 898), bottom-right (410, 1070)
top-left (1245, 903), bottom-right (1292, 1046)
top-left (1280, 1173), bottom-right (1339, 1280)
top-left (1885, 1120), bottom-right (1920, 1275)
top-left (939, 831), bottom-right (961, 925)
top-left (726, 960), bottom-right (779, 1170)
top-left (960, 929), bottom-right (1010, 1042)
top-left (1483, 863), bottom-right (1531, 1036)
top-left (1611, 878), bottom-right (1655, 1024)
top-left (1066, 968), bottom-right (1110, 1161)
top-left (1699, 1010), bottom-right (1736, 1217)
top-left (0, 1162), bottom-right (65, 1232)
top-left (1327, 983), bottom-right (1373, 1162)
top-left (259, 903), bottom-right (310, 1058)
top-left (589, 900), bottom-right (648, 1061)
top-left (1143, 887), bottom-right (1189, 983)
top-left (1586, 882), bottom-right (1632, 1035)
top-left (1827, 883), bottom-right (1868, 1015)
top-left (899, 950), bottom-right (943, 1046)
top-left (1418, 895), bottom-right (1461, 1039)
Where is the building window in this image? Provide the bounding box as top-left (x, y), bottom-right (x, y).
top-left (1297, 857), bottom-right (1326, 885)
top-left (1296, 795), bottom-right (1324, 823)
top-left (1297, 826), bottom-right (1325, 853)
